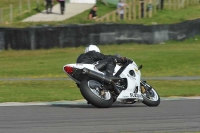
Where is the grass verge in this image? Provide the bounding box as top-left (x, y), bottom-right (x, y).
top-left (0, 80), bottom-right (199, 102)
top-left (0, 80), bottom-right (83, 102)
top-left (148, 80), bottom-right (200, 97)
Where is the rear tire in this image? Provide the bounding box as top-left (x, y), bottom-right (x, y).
top-left (80, 80), bottom-right (113, 108)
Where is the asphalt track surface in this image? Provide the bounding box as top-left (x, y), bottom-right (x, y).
top-left (0, 99), bottom-right (199, 133)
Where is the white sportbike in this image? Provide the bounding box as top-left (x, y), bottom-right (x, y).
top-left (63, 58), bottom-right (160, 108)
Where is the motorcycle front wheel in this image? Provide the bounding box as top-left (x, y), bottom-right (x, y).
top-left (80, 80), bottom-right (113, 108)
top-left (141, 82), bottom-right (160, 106)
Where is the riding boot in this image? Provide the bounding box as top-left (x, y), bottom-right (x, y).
top-left (105, 70), bottom-right (112, 76)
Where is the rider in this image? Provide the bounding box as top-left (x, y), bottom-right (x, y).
top-left (76, 45), bottom-right (126, 77)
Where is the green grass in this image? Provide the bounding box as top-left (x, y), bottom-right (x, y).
top-left (0, 80), bottom-right (83, 102)
top-left (0, 0), bottom-right (43, 8)
top-left (148, 80), bottom-right (200, 97)
top-left (0, 36), bottom-right (200, 78)
top-left (0, 0), bottom-right (53, 25)
top-left (128, 5), bottom-right (200, 25)
top-left (0, 80), bottom-right (199, 102)
top-left (0, 38), bottom-right (200, 102)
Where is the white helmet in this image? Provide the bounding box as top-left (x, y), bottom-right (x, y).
top-left (85, 45), bottom-right (100, 53)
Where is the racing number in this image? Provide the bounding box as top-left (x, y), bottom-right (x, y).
top-left (130, 93), bottom-right (134, 97)
top-left (130, 93), bottom-right (137, 97)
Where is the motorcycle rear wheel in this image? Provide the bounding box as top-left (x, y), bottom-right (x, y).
top-left (80, 80), bottom-right (113, 108)
top-left (141, 82), bottom-right (160, 106)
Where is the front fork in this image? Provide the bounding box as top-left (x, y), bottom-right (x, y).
top-left (140, 80), bottom-right (152, 93)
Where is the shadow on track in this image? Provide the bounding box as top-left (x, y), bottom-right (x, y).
top-left (49, 102), bottom-right (147, 109)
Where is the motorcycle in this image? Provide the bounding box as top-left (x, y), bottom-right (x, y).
top-left (63, 58), bottom-right (160, 108)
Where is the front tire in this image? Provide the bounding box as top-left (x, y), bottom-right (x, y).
top-left (141, 82), bottom-right (160, 106)
top-left (80, 80), bottom-right (113, 108)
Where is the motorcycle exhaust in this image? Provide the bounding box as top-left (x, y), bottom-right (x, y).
top-left (82, 68), bottom-right (121, 94)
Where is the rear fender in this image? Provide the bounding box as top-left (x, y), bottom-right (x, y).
top-left (63, 63), bottom-right (104, 75)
